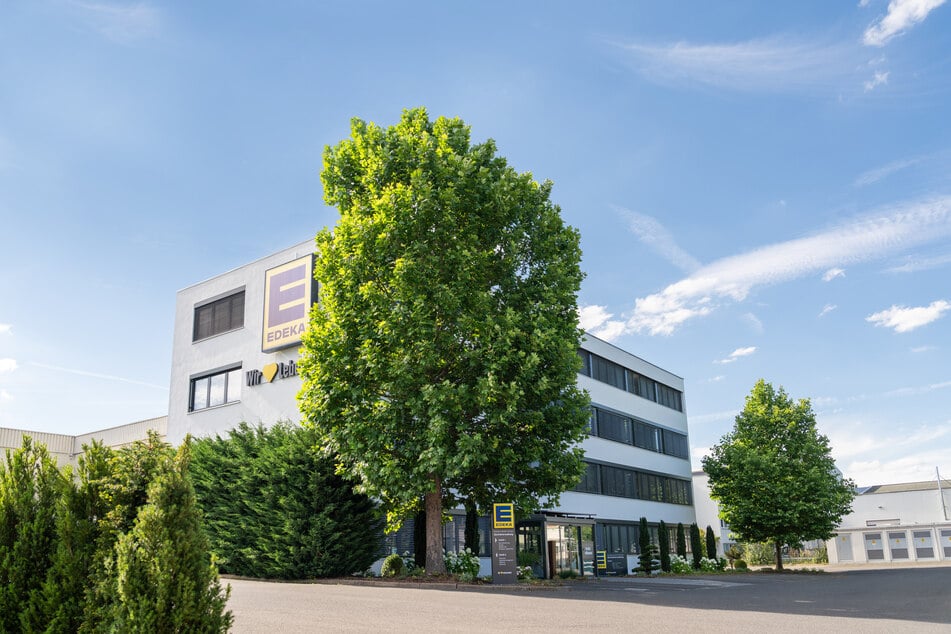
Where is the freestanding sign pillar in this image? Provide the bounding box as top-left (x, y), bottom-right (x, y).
top-left (491, 503), bottom-right (517, 585)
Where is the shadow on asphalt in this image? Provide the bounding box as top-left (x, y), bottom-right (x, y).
top-left (443, 566), bottom-right (951, 625)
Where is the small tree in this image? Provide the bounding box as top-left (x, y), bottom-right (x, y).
top-left (657, 520), bottom-right (671, 572)
top-left (705, 525), bottom-right (717, 559)
top-left (702, 379), bottom-right (855, 570)
top-left (689, 523), bottom-right (703, 569)
top-left (0, 437), bottom-right (64, 633)
top-left (463, 501), bottom-right (480, 555)
top-left (113, 443), bottom-right (232, 633)
top-left (635, 517), bottom-right (652, 574)
top-left (676, 523), bottom-right (686, 558)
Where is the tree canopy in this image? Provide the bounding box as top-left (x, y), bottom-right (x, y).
top-left (702, 379), bottom-right (854, 570)
top-left (299, 108), bottom-right (590, 573)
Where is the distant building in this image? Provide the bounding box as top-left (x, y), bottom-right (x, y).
top-left (828, 478), bottom-right (951, 564)
top-left (0, 416), bottom-right (168, 467)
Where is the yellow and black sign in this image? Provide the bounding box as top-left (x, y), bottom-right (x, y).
top-left (262, 255), bottom-right (315, 353)
top-left (493, 503), bottom-right (514, 529)
top-left (596, 551), bottom-right (607, 570)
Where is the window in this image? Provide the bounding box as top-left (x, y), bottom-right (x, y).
top-left (597, 409), bottom-right (633, 444)
top-left (601, 523), bottom-right (638, 554)
top-left (575, 461), bottom-right (692, 506)
top-left (193, 291), bottom-right (245, 341)
top-left (578, 349), bottom-right (684, 412)
top-left (189, 366), bottom-right (242, 411)
top-left (574, 462), bottom-right (601, 494)
top-left (589, 405), bottom-right (688, 461)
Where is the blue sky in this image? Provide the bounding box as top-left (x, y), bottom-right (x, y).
top-left (1, 1), bottom-right (949, 486)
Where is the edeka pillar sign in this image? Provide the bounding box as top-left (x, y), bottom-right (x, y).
top-left (262, 255), bottom-right (316, 353)
top-left (491, 503), bottom-right (517, 585)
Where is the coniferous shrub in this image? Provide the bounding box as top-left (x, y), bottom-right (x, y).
top-left (27, 441), bottom-right (114, 633)
top-left (190, 422), bottom-right (384, 579)
top-left (0, 437), bottom-right (64, 633)
top-left (113, 443), bottom-right (231, 633)
top-left (657, 520), bottom-right (671, 573)
top-left (690, 523), bottom-right (703, 569)
top-left (676, 522), bottom-right (687, 558)
top-left (636, 517), bottom-right (653, 574)
top-left (705, 525), bottom-right (717, 559)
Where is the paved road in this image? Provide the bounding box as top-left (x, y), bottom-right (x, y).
top-left (226, 565), bottom-right (951, 633)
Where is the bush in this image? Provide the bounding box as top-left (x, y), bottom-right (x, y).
top-left (699, 557), bottom-right (719, 573)
top-left (557, 569), bottom-right (578, 579)
top-left (669, 554), bottom-right (693, 574)
top-left (190, 422), bottom-right (384, 579)
top-left (517, 565), bottom-right (535, 580)
top-left (444, 548), bottom-right (481, 582)
top-left (735, 559), bottom-right (748, 571)
top-left (689, 523), bottom-right (703, 569)
top-left (658, 520), bottom-right (671, 573)
top-left (381, 554), bottom-right (404, 577)
top-left (741, 542), bottom-right (775, 566)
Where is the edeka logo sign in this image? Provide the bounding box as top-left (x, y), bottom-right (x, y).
top-left (246, 360), bottom-right (298, 387)
top-left (262, 255), bottom-right (316, 353)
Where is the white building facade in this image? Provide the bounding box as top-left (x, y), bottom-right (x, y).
top-left (828, 480), bottom-right (951, 565)
top-left (167, 242), bottom-right (697, 577)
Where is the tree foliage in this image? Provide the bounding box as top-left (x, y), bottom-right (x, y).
top-left (657, 520), bottom-right (671, 572)
top-left (705, 525), bottom-right (717, 559)
top-left (0, 437), bottom-right (63, 633)
top-left (675, 523), bottom-right (686, 558)
top-left (689, 523), bottom-right (702, 569)
top-left (299, 108), bottom-right (590, 573)
top-left (114, 444), bottom-right (232, 633)
top-left (0, 433), bottom-right (231, 632)
top-left (190, 422), bottom-right (384, 579)
top-left (702, 379), bottom-right (855, 570)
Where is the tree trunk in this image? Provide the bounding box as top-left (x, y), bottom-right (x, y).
top-left (424, 477), bottom-right (445, 575)
top-left (775, 540), bottom-right (784, 572)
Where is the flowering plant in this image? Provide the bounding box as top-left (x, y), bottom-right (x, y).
top-left (444, 548), bottom-right (481, 582)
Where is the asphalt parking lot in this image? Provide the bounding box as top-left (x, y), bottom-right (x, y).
top-left (226, 564), bottom-right (951, 633)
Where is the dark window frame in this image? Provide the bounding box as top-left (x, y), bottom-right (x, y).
top-left (193, 290), bottom-right (246, 342)
top-left (189, 365), bottom-right (242, 412)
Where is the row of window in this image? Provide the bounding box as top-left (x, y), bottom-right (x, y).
top-left (578, 349), bottom-right (683, 412)
top-left (383, 514), bottom-right (493, 558)
top-left (589, 406), bottom-right (689, 459)
top-left (189, 366), bottom-right (242, 412)
top-left (574, 461), bottom-right (692, 505)
top-left (600, 523), bottom-right (695, 555)
top-left (193, 291), bottom-right (245, 342)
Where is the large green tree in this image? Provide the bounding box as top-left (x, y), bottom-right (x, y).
top-left (702, 379), bottom-right (854, 571)
top-left (299, 108), bottom-right (590, 573)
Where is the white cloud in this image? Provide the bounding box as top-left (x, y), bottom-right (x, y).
top-left (742, 312), bottom-right (764, 333)
top-left (0, 389), bottom-right (10, 401)
top-left (822, 267), bottom-right (846, 281)
top-left (0, 359), bottom-right (17, 374)
top-left (883, 378), bottom-right (951, 397)
top-left (578, 305), bottom-right (627, 341)
top-left (911, 345), bottom-right (936, 352)
top-left (854, 156), bottom-right (922, 187)
top-left (28, 362), bottom-right (168, 390)
top-left (866, 299), bottom-right (950, 332)
top-left (819, 304), bottom-right (838, 318)
top-left (715, 346), bottom-right (757, 365)
top-left (886, 252), bottom-right (951, 273)
top-left (615, 207), bottom-right (700, 272)
top-left (863, 70), bottom-right (890, 92)
top-left (627, 196), bottom-right (951, 335)
top-left (70, 1), bottom-right (161, 43)
top-left (703, 375), bottom-right (726, 384)
top-left (864, 0), bottom-right (948, 47)
top-left (0, 323), bottom-right (11, 335)
top-left (613, 36), bottom-right (860, 94)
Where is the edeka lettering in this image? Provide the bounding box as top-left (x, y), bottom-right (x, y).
top-left (265, 323), bottom-right (305, 343)
top-left (246, 360), bottom-right (298, 387)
